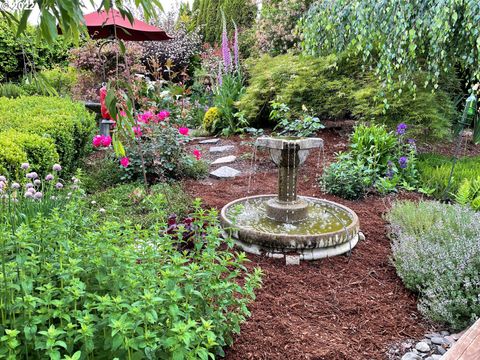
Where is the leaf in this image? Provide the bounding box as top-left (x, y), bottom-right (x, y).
top-left (16, 10), bottom-right (32, 37)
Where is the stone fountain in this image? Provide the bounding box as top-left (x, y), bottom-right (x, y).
top-left (220, 136), bottom-right (361, 260)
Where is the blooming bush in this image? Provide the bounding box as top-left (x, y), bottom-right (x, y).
top-left (322, 124), bottom-right (422, 199)
top-left (108, 110), bottom-right (207, 182)
top-left (0, 173), bottom-right (262, 357)
top-left (388, 200), bottom-right (480, 329)
top-left (141, 13), bottom-right (202, 74)
top-left (255, 0), bottom-right (310, 55)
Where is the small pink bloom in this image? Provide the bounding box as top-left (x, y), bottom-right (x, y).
top-left (101, 135), bottom-right (112, 147)
top-left (157, 110), bottom-right (170, 121)
top-left (92, 135), bottom-right (103, 148)
top-left (193, 149), bottom-right (201, 160)
top-left (132, 126), bottom-right (142, 138)
top-left (179, 127), bottom-right (189, 136)
top-left (120, 157), bottom-right (129, 168)
top-left (138, 111), bottom-right (154, 124)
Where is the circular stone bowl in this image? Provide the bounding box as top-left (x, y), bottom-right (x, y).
top-left (220, 195), bottom-right (360, 260)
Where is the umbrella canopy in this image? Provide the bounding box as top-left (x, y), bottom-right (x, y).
top-left (83, 9), bottom-right (172, 41)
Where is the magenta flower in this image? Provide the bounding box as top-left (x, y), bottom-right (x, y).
top-left (52, 164), bottom-right (62, 171)
top-left (157, 110), bottom-right (170, 121)
top-left (133, 125), bottom-right (142, 138)
top-left (178, 127), bottom-right (189, 136)
top-left (120, 157), bottom-right (129, 168)
top-left (193, 149), bottom-right (201, 160)
top-left (101, 135), bottom-right (112, 147)
top-left (92, 135), bottom-right (103, 148)
top-left (138, 111), bottom-right (154, 124)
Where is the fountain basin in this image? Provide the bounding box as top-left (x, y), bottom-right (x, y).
top-left (220, 195), bottom-right (360, 260)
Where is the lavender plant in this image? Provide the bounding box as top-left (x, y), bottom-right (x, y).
top-left (388, 200), bottom-right (480, 329)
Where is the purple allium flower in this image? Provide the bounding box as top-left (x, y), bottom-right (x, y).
top-left (33, 191), bottom-right (43, 200)
top-left (21, 163), bottom-right (30, 170)
top-left (34, 179), bottom-right (41, 186)
top-left (45, 174), bottom-right (54, 181)
top-left (26, 183), bottom-right (33, 189)
top-left (408, 138), bottom-right (416, 145)
top-left (0, 181), bottom-right (4, 189)
top-left (396, 123), bottom-right (408, 135)
top-left (24, 192), bottom-right (33, 198)
top-left (55, 182), bottom-right (63, 189)
top-left (27, 187), bottom-right (35, 194)
top-left (26, 172), bottom-right (38, 179)
top-left (52, 164), bottom-right (62, 171)
top-left (11, 182), bottom-right (20, 189)
top-left (399, 156), bottom-right (408, 169)
top-left (0, 176), bottom-right (6, 182)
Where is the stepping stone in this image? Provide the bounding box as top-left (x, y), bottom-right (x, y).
top-left (209, 166), bottom-right (240, 179)
top-left (210, 145), bottom-right (234, 153)
top-left (199, 138), bottom-right (220, 144)
top-left (211, 155), bottom-right (236, 165)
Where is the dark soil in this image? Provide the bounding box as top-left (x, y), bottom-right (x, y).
top-left (183, 129), bottom-right (463, 360)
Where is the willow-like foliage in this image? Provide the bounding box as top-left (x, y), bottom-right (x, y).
top-left (300, 0), bottom-right (480, 91)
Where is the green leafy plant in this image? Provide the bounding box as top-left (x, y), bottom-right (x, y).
top-left (271, 102), bottom-right (325, 137)
top-left (321, 124), bottom-right (420, 199)
top-left (214, 73), bottom-right (246, 136)
top-left (418, 154), bottom-right (480, 198)
top-left (454, 177), bottom-right (480, 211)
top-left (0, 180), bottom-right (262, 358)
top-left (388, 200), bottom-right (480, 329)
top-left (0, 82), bottom-right (25, 98)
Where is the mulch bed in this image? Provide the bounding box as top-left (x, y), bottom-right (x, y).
top-left (182, 129), bottom-right (467, 359)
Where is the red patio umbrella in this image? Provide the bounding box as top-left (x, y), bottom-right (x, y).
top-left (83, 9), bottom-right (172, 41)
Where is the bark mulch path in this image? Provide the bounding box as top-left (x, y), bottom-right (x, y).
top-left (183, 129), bottom-right (440, 360)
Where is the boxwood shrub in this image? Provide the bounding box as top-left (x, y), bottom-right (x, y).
top-left (0, 96), bottom-right (95, 176)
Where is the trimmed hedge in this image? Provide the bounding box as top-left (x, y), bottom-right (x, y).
top-left (0, 96), bottom-right (95, 176)
top-left (238, 53), bottom-right (458, 139)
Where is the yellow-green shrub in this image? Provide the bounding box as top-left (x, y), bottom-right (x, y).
top-left (0, 96), bottom-right (95, 175)
top-left (203, 106), bottom-right (220, 133)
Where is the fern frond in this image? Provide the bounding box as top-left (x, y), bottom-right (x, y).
top-left (454, 178), bottom-right (472, 205)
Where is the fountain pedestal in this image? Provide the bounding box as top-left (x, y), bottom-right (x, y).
top-left (256, 137), bottom-right (323, 223)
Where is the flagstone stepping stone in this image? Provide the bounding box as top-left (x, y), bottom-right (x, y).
top-left (209, 166), bottom-right (240, 179)
top-left (210, 145), bottom-right (234, 153)
top-left (211, 155), bottom-right (236, 165)
top-left (199, 138), bottom-right (220, 144)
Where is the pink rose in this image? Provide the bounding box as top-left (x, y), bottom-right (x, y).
top-left (157, 110), bottom-right (170, 121)
top-left (101, 135), bottom-right (112, 147)
top-left (178, 127), bottom-right (189, 136)
top-left (120, 157), bottom-right (129, 168)
top-left (92, 135), bottom-right (103, 148)
top-left (193, 149), bottom-right (201, 160)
